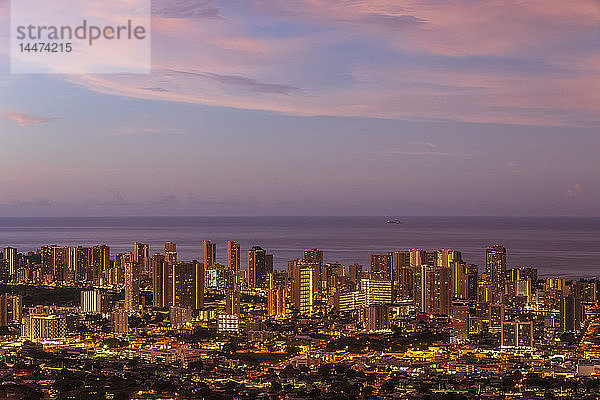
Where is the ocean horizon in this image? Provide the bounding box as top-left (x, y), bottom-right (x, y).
top-left (1, 216), bottom-right (599, 279)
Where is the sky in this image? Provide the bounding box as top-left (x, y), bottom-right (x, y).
top-left (0, 0), bottom-right (599, 217)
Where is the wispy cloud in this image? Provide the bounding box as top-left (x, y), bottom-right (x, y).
top-left (52, 0), bottom-right (600, 127)
top-left (202, 72), bottom-right (301, 94)
top-left (0, 111), bottom-right (57, 125)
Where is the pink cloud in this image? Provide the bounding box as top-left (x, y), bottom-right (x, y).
top-left (57, 0), bottom-right (600, 127)
top-left (0, 111), bottom-right (57, 125)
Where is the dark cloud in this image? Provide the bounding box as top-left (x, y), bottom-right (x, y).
top-left (140, 87), bottom-right (169, 92)
top-left (164, 69), bottom-right (301, 95)
top-left (353, 13), bottom-right (426, 28)
top-left (203, 73), bottom-right (301, 94)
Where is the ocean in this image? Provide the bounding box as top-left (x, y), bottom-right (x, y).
top-left (0, 216), bottom-right (598, 279)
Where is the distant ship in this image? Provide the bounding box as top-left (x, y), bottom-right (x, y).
top-left (386, 219), bottom-right (402, 224)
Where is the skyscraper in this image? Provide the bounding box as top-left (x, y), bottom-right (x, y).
top-left (224, 268), bottom-right (240, 316)
top-left (290, 260), bottom-right (317, 315)
top-left (303, 249), bottom-right (323, 266)
top-left (393, 251), bottom-right (411, 289)
top-left (363, 304), bottom-right (390, 332)
top-left (418, 265), bottom-right (451, 315)
top-left (80, 290), bottom-right (103, 314)
top-left (134, 242), bottom-right (149, 273)
top-left (304, 248), bottom-right (324, 292)
top-left (124, 261), bottom-right (140, 312)
top-left (165, 242), bottom-right (177, 265)
top-left (486, 245), bottom-right (507, 302)
top-left (0, 294), bottom-right (22, 326)
top-left (248, 246), bottom-right (273, 289)
top-left (226, 241), bottom-right (241, 273)
top-left (451, 300), bottom-right (470, 341)
top-left (360, 278), bottom-right (393, 307)
top-left (156, 260), bottom-right (204, 310)
top-left (73, 246), bottom-right (90, 283)
top-left (2, 247), bottom-right (16, 279)
top-left (438, 249), bottom-right (462, 268)
top-left (396, 266), bottom-right (414, 300)
top-left (91, 245), bottom-right (110, 285)
top-left (370, 253), bottom-right (393, 281)
top-left (466, 264), bottom-right (479, 299)
top-left (151, 253), bottom-right (167, 307)
top-left (348, 264), bottom-right (363, 286)
top-left (268, 272), bottom-right (287, 318)
top-left (52, 246), bottom-right (69, 282)
top-left (203, 240), bottom-right (216, 269)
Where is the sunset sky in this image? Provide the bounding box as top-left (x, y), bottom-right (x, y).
top-left (1, 0), bottom-right (599, 216)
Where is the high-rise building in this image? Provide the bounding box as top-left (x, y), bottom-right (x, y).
top-left (515, 279), bottom-right (532, 302)
top-left (111, 309), bottom-right (129, 334)
top-left (80, 290), bottom-right (103, 314)
top-left (466, 264), bottom-right (479, 299)
top-left (217, 314), bottom-right (240, 333)
top-left (52, 246), bottom-right (69, 282)
top-left (393, 251), bottom-right (411, 289)
top-left (304, 249), bottom-right (323, 266)
top-left (151, 254), bottom-right (167, 307)
top-left (152, 255), bottom-right (204, 310)
top-left (169, 306), bottom-right (193, 327)
top-left (0, 294), bottom-right (22, 326)
top-left (291, 262), bottom-right (316, 315)
top-left (451, 300), bottom-right (470, 341)
top-left (124, 261), bottom-right (140, 312)
top-left (165, 242), bottom-right (177, 264)
top-left (561, 294), bottom-right (584, 332)
top-left (438, 249), bottom-right (462, 268)
top-left (268, 272), bottom-right (287, 317)
top-left (22, 314), bottom-right (67, 341)
top-left (450, 261), bottom-right (468, 299)
top-left (225, 268), bottom-right (240, 316)
top-left (508, 267), bottom-right (537, 283)
top-left (501, 320), bottom-right (534, 348)
top-left (488, 303), bottom-right (504, 333)
top-left (91, 245), bottom-right (110, 285)
top-left (203, 240), bottom-right (216, 269)
top-left (396, 266), bottom-right (414, 300)
top-left (360, 278), bottom-right (393, 307)
top-left (410, 249), bottom-right (438, 267)
top-left (363, 304), bottom-right (390, 332)
top-left (338, 290), bottom-right (362, 312)
top-left (486, 245), bottom-right (507, 302)
top-left (370, 253), bottom-right (393, 281)
top-left (348, 264), bottom-right (363, 286)
top-left (226, 241), bottom-right (241, 273)
top-left (418, 265), bottom-right (451, 315)
top-left (133, 242), bottom-right (149, 273)
top-left (173, 261), bottom-right (204, 310)
top-left (248, 246), bottom-right (273, 289)
top-left (322, 262), bottom-right (344, 295)
top-left (410, 249), bottom-right (426, 267)
top-left (72, 246), bottom-right (91, 283)
top-left (2, 247), bottom-right (17, 279)
top-left (304, 249), bottom-right (324, 292)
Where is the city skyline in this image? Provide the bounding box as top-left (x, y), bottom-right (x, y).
top-left (1, 1), bottom-right (600, 217)
top-left (2, 1), bottom-right (600, 398)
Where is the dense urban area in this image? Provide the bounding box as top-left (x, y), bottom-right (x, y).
top-left (0, 241), bottom-right (599, 399)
